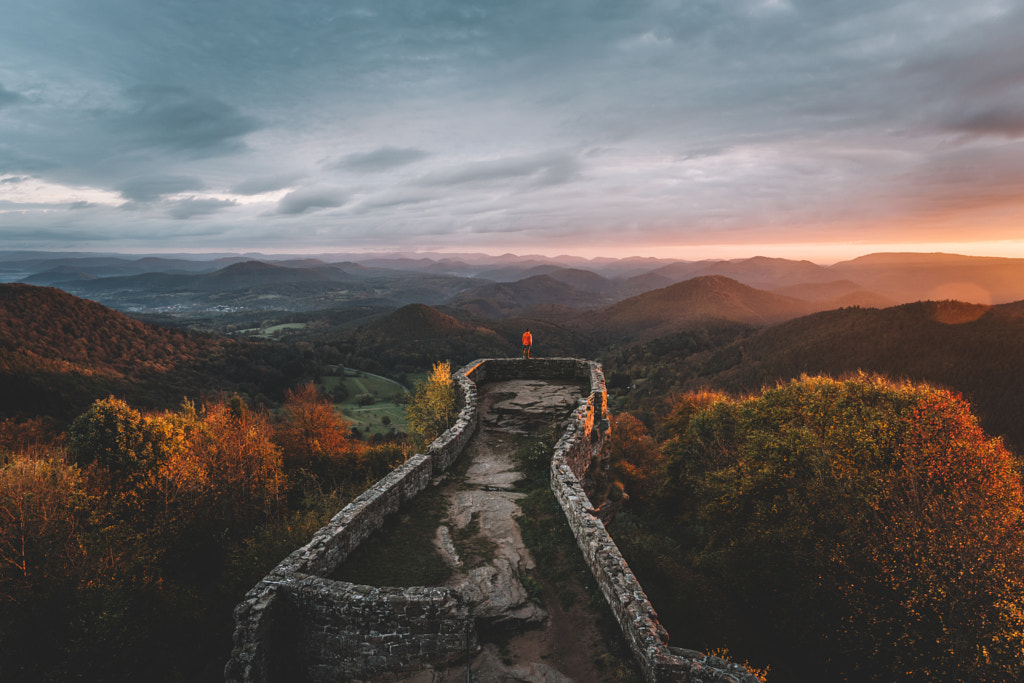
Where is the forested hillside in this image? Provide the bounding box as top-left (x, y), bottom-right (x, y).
top-left (599, 376), bottom-right (1024, 682)
top-left (580, 275), bottom-right (812, 344)
top-left (604, 299), bottom-right (1024, 454)
top-left (6, 263), bottom-right (1024, 682)
top-left (0, 284), bottom-right (318, 421)
top-left (694, 301), bottom-right (1024, 452)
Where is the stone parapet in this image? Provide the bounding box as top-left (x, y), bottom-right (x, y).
top-left (279, 576), bottom-right (472, 681)
top-left (225, 453), bottom-right (439, 682)
top-left (546, 362), bottom-right (761, 683)
top-left (227, 364), bottom-right (484, 683)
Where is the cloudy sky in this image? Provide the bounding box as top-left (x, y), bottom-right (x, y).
top-left (2, 0), bottom-right (1024, 262)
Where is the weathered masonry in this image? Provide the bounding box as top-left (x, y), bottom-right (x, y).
top-left (225, 358), bottom-right (760, 683)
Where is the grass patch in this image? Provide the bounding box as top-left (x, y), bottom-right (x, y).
top-left (320, 370), bottom-right (410, 437)
top-left (261, 322), bottom-right (307, 336)
top-left (329, 479), bottom-right (452, 587)
top-left (339, 402), bottom-right (408, 437)
top-left (329, 444), bottom-right (473, 587)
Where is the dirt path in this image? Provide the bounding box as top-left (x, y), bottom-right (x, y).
top-left (391, 379), bottom-right (631, 683)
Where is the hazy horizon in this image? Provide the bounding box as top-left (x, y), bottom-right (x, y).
top-left (4, 245), bottom-right (1024, 269)
top-left (2, 2), bottom-right (1023, 258)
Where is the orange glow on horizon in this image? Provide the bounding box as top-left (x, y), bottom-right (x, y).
top-left (495, 239), bottom-right (1024, 265)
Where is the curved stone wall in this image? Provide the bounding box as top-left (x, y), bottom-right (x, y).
top-left (226, 358), bottom-right (759, 683)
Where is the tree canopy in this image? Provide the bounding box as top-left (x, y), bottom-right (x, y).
top-left (612, 374), bottom-right (1024, 682)
top-left (404, 361), bottom-right (459, 451)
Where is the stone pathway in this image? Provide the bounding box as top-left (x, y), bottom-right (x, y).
top-left (390, 379), bottom-right (620, 683)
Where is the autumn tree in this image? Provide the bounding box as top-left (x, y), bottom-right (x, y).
top-left (0, 454), bottom-right (89, 602)
top-left (405, 361), bottom-right (458, 451)
top-left (68, 397), bottom-right (157, 482)
top-left (588, 412), bottom-right (663, 509)
top-left (274, 382), bottom-right (355, 466)
top-left (666, 374), bottom-right (1024, 681)
top-left (175, 395), bottom-right (284, 533)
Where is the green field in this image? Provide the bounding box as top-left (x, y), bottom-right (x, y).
top-left (320, 369), bottom-right (412, 438)
top-left (233, 322), bottom-right (309, 338)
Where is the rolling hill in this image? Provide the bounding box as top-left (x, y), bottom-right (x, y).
top-left (346, 304), bottom-right (512, 374)
top-left (829, 252), bottom-right (1024, 304)
top-left (363, 303), bottom-right (493, 339)
top-left (580, 275), bottom-right (813, 343)
top-left (651, 255), bottom-right (835, 289)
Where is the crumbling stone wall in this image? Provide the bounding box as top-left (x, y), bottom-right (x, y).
top-left (225, 453), bottom-right (444, 682)
top-left (276, 576), bottom-right (471, 681)
top-left (226, 357), bottom-right (756, 683)
top-left (546, 362), bottom-right (761, 683)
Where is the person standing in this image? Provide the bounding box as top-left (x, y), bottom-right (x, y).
top-left (522, 328), bottom-right (533, 359)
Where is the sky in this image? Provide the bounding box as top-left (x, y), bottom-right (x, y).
top-left (1, 0), bottom-right (1024, 263)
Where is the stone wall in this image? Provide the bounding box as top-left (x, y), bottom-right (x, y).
top-left (276, 576), bottom-right (471, 681)
top-left (226, 357), bottom-right (757, 683)
top-left (545, 361), bottom-right (761, 683)
top-left (225, 452), bottom-right (441, 682)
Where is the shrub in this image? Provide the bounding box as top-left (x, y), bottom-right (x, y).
top-left (664, 374), bottom-right (1024, 681)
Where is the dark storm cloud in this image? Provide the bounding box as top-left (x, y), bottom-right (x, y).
top-left (118, 176), bottom-right (205, 203)
top-left (276, 187), bottom-right (348, 215)
top-left (115, 86), bottom-right (260, 154)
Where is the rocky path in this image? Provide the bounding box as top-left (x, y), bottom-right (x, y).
top-left (395, 379), bottom-right (624, 683)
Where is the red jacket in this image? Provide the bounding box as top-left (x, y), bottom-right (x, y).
top-left (522, 331), bottom-right (533, 346)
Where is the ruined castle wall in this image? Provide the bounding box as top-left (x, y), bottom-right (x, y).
top-left (277, 576), bottom-right (472, 682)
top-left (225, 453), bottom-right (439, 682)
top-left (547, 362), bottom-right (760, 683)
top-left (228, 357), bottom-right (756, 683)
top-left (226, 382), bottom-right (479, 682)
top-left (428, 370), bottom-right (478, 473)
top-left (461, 356), bottom-right (594, 386)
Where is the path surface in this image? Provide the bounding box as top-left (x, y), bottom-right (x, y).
top-left (394, 379), bottom-right (621, 683)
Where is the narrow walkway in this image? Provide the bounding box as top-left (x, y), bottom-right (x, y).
top-left (390, 379), bottom-right (626, 682)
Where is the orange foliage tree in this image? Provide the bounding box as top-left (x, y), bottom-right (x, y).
top-left (590, 412), bottom-right (664, 507)
top-left (172, 395), bottom-right (285, 533)
top-left (274, 382), bottom-right (356, 467)
top-left (668, 374), bottom-right (1024, 681)
top-left (0, 455), bottom-right (89, 602)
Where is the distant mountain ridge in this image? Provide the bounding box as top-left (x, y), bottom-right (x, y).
top-left (7, 250), bottom-right (1024, 322)
top-left (449, 273), bottom-right (614, 318)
